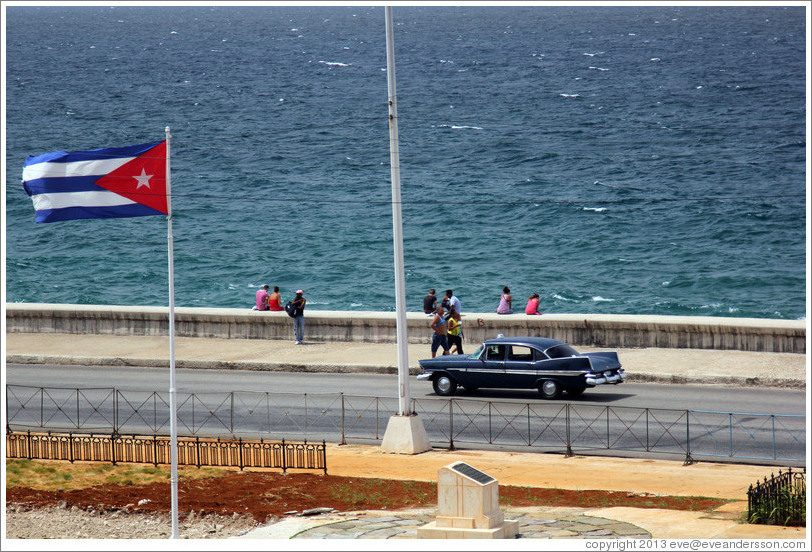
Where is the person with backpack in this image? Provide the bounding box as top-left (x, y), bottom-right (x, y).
top-left (287, 290), bottom-right (307, 344)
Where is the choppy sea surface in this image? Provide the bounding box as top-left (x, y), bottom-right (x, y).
top-left (4, 5), bottom-right (807, 319)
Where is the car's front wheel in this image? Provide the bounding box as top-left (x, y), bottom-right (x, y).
top-left (433, 375), bottom-right (458, 396)
top-left (538, 379), bottom-right (562, 400)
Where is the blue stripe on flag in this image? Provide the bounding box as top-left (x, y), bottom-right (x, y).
top-left (23, 141), bottom-right (163, 166)
top-left (23, 176), bottom-right (108, 196)
top-left (33, 203), bottom-right (165, 224)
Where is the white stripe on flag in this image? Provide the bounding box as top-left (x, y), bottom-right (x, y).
top-left (23, 157), bottom-right (135, 181)
top-left (31, 191), bottom-right (136, 211)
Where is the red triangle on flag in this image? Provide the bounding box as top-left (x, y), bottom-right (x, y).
top-left (95, 141), bottom-right (168, 214)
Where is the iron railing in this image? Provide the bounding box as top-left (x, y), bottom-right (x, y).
top-left (747, 468), bottom-right (806, 526)
top-left (5, 385), bottom-right (805, 464)
top-left (5, 430), bottom-right (327, 473)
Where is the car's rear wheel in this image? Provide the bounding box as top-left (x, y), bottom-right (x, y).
top-left (433, 375), bottom-right (457, 396)
top-left (538, 379), bottom-right (562, 400)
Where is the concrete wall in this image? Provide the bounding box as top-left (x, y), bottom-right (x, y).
top-left (5, 303), bottom-right (806, 353)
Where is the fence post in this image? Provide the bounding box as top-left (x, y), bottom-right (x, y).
top-left (340, 393), bottom-right (346, 445)
top-left (231, 392), bottom-right (235, 435)
top-left (488, 401), bottom-right (492, 444)
top-left (239, 437), bottom-right (244, 471)
top-left (76, 389), bottom-right (80, 431)
top-left (565, 403), bottom-right (573, 457)
top-left (27, 430), bottom-right (32, 460)
top-left (69, 432), bottom-right (74, 464)
top-left (196, 436), bottom-right (201, 468)
top-left (449, 399), bottom-right (455, 451)
top-left (111, 432), bottom-right (116, 466)
top-left (684, 410), bottom-right (694, 465)
top-left (153, 434), bottom-right (159, 467)
top-left (645, 408), bottom-right (650, 452)
top-left (322, 440), bottom-right (327, 475)
top-left (281, 438), bottom-right (287, 473)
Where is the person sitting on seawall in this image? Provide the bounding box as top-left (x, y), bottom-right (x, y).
top-left (423, 288), bottom-right (438, 314)
top-left (255, 285), bottom-right (270, 311)
top-left (525, 293), bottom-right (542, 315)
top-left (496, 286), bottom-right (513, 314)
top-left (268, 286), bottom-right (284, 311)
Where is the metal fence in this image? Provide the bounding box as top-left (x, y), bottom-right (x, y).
top-left (6, 431), bottom-right (327, 473)
top-left (747, 468), bottom-right (806, 526)
top-left (5, 385), bottom-right (806, 464)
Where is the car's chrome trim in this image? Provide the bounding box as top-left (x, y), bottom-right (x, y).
top-left (416, 373), bottom-right (432, 380)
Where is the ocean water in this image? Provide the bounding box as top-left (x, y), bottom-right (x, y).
top-left (4, 5), bottom-right (807, 319)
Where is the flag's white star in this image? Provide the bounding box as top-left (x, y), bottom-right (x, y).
top-left (133, 168), bottom-right (153, 189)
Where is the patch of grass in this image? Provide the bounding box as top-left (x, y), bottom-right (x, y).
top-left (6, 459), bottom-right (230, 492)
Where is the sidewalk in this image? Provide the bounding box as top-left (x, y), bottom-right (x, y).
top-left (4, 332), bottom-right (807, 388)
top-left (4, 332), bottom-right (808, 540)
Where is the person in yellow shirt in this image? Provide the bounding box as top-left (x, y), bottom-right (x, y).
top-left (447, 308), bottom-right (463, 354)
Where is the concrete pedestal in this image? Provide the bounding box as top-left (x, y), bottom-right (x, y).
top-left (379, 414), bottom-right (431, 454)
top-left (417, 462), bottom-right (519, 539)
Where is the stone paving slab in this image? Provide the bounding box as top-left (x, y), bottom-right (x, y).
top-left (236, 507), bottom-right (652, 540)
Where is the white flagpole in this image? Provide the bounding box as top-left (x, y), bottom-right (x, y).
top-left (165, 126), bottom-right (179, 539)
top-left (385, 6), bottom-right (411, 416)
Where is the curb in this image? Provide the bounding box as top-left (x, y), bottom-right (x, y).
top-left (6, 355), bottom-right (805, 389)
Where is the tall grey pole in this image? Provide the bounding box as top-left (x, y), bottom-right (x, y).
top-left (385, 6), bottom-right (411, 416)
top-left (165, 126), bottom-right (179, 539)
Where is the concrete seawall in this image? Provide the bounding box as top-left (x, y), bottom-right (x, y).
top-left (5, 303), bottom-right (806, 353)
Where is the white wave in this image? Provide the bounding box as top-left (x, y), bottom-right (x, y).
top-left (319, 61), bottom-right (350, 67)
top-left (439, 124), bottom-right (484, 130)
top-left (588, 66), bottom-right (610, 71)
top-left (559, 93), bottom-right (580, 98)
top-left (552, 294), bottom-right (574, 302)
top-left (650, 58), bottom-right (661, 61)
top-left (661, 281), bottom-right (670, 287)
top-left (350, 302), bottom-right (364, 307)
top-left (583, 207), bottom-right (606, 212)
top-left (583, 52), bottom-right (603, 57)
top-left (592, 296), bottom-right (615, 302)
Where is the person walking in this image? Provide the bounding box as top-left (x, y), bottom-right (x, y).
top-left (430, 305), bottom-right (450, 358)
top-left (496, 286), bottom-right (513, 314)
top-left (447, 308), bottom-right (464, 354)
top-left (255, 285), bottom-right (270, 311)
top-left (291, 290), bottom-right (306, 344)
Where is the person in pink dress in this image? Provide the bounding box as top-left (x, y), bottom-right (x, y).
top-left (496, 286), bottom-right (513, 314)
top-left (525, 293), bottom-right (542, 315)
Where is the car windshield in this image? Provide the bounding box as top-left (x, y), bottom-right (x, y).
top-left (544, 344), bottom-right (580, 359)
top-left (470, 345), bottom-right (484, 360)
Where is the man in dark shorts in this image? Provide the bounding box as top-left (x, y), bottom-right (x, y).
top-left (430, 305), bottom-right (450, 358)
top-left (423, 288), bottom-right (438, 314)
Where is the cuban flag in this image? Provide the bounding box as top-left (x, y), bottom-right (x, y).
top-left (22, 140), bottom-right (168, 223)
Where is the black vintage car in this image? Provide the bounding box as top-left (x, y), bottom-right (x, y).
top-left (416, 336), bottom-right (626, 399)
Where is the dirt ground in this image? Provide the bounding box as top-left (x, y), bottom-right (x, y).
top-left (7, 469), bottom-right (727, 525)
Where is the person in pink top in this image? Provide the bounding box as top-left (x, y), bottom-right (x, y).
top-left (525, 293), bottom-right (542, 315)
top-left (255, 285), bottom-right (270, 311)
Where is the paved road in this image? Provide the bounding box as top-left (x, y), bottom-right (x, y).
top-left (5, 363), bottom-right (806, 415)
top-left (6, 364), bottom-right (805, 465)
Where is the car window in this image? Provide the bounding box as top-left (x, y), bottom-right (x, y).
top-left (470, 345), bottom-right (484, 360)
top-left (534, 348), bottom-right (549, 360)
top-left (507, 346), bottom-right (534, 361)
top-left (485, 344), bottom-right (505, 361)
top-left (544, 344), bottom-right (579, 359)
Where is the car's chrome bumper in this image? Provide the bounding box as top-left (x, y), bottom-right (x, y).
top-left (416, 373), bottom-right (432, 381)
top-left (585, 370), bottom-right (626, 386)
